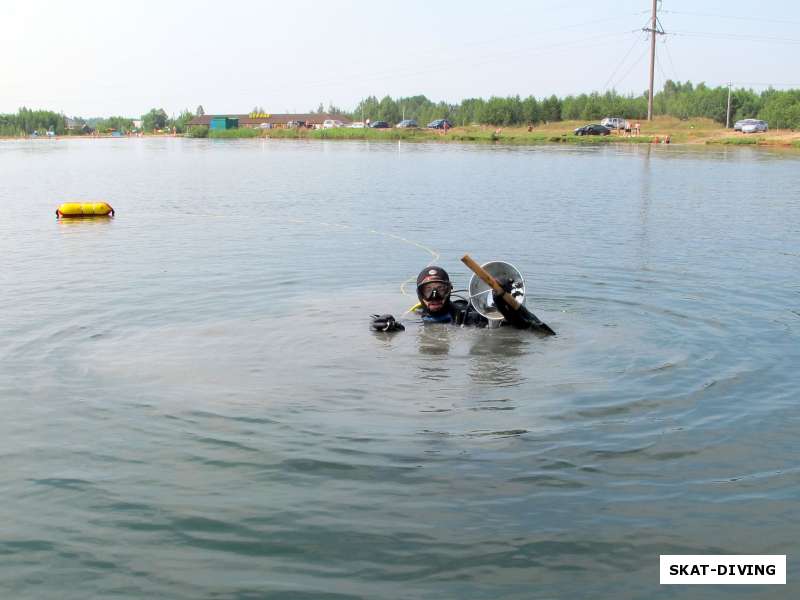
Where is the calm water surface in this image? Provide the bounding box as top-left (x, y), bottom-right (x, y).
top-left (1, 138), bottom-right (798, 599)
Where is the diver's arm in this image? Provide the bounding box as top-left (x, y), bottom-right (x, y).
top-left (492, 293), bottom-right (556, 335)
top-left (370, 314), bottom-right (405, 332)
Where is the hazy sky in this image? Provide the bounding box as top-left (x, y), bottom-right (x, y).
top-left (2, 0), bottom-right (798, 117)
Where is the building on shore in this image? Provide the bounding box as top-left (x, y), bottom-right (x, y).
top-left (186, 112), bottom-right (351, 130)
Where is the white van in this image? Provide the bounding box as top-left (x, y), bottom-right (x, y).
top-left (322, 119), bottom-right (344, 129)
top-left (600, 117), bottom-right (628, 130)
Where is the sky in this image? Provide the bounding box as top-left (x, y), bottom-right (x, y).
top-left (2, 0), bottom-right (799, 117)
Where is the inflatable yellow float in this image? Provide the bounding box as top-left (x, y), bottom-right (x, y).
top-left (56, 202), bottom-right (115, 218)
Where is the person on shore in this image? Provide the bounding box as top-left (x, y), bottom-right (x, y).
top-left (371, 266), bottom-right (554, 334)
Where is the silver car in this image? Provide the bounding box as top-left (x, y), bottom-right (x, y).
top-left (734, 118), bottom-right (760, 132)
top-left (741, 119), bottom-right (768, 134)
top-left (600, 117), bottom-right (628, 130)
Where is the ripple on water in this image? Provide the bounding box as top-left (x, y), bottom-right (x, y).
top-left (1, 140), bottom-right (799, 599)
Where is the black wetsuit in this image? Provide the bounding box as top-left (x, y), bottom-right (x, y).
top-left (372, 292), bottom-right (555, 335)
top-left (419, 296), bottom-right (555, 335)
top-left (418, 298), bottom-right (490, 327)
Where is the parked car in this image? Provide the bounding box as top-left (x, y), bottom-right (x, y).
top-left (369, 121), bottom-right (390, 128)
top-left (740, 119), bottom-right (768, 133)
top-left (427, 118), bottom-right (453, 129)
top-left (396, 119), bottom-right (418, 128)
top-left (574, 124), bottom-right (611, 136)
top-left (348, 121), bottom-right (366, 128)
top-left (600, 117), bottom-right (628, 130)
top-left (734, 118), bottom-right (758, 132)
top-left (287, 120), bottom-right (305, 128)
top-left (322, 119), bottom-right (344, 129)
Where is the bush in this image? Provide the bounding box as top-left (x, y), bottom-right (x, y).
top-left (208, 127), bottom-right (260, 138)
top-left (187, 126), bottom-right (208, 138)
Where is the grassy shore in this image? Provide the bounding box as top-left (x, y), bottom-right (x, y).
top-left (6, 118), bottom-right (798, 147)
top-left (213, 117), bottom-right (800, 147)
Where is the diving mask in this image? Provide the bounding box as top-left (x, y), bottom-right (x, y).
top-left (419, 281), bottom-right (452, 301)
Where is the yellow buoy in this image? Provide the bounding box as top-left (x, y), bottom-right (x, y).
top-left (56, 202), bottom-right (115, 218)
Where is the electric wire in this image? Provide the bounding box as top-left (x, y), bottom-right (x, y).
top-left (229, 30), bottom-right (642, 97)
top-left (670, 31), bottom-right (800, 45)
top-left (661, 10), bottom-right (800, 27)
top-left (611, 44), bottom-right (651, 91)
top-left (662, 37), bottom-right (680, 83)
top-left (303, 31), bottom-right (638, 92)
top-left (603, 30), bottom-right (647, 91)
top-left (655, 53), bottom-right (670, 91)
top-left (728, 81), bottom-right (800, 88)
top-left (441, 12), bottom-right (646, 53)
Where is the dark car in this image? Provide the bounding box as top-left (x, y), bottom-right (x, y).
top-left (574, 124), bottom-right (611, 136)
top-left (396, 119), bottom-right (418, 128)
top-left (427, 118), bottom-right (453, 129)
top-left (369, 121), bottom-right (390, 128)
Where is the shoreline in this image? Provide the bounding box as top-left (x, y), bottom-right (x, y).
top-left (260, 120), bottom-right (800, 147)
top-left (4, 119), bottom-right (799, 148)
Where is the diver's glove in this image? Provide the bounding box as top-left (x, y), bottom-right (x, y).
top-left (492, 280), bottom-right (556, 335)
top-left (370, 314), bottom-right (405, 332)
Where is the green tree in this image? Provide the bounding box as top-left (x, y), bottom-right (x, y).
top-left (171, 109), bottom-right (195, 133)
top-left (353, 95), bottom-right (380, 122)
top-left (759, 90), bottom-right (800, 129)
top-left (541, 95), bottom-right (562, 122)
top-left (377, 95), bottom-right (400, 124)
top-left (95, 116), bottom-right (134, 133)
top-left (326, 102), bottom-right (346, 116)
top-left (457, 98), bottom-right (485, 125)
top-left (521, 96), bottom-right (541, 124)
top-left (141, 108), bottom-right (168, 131)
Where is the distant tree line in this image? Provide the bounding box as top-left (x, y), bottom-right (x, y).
top-left (347, 82), bottom-right (800, 129)
top-left (2, 83), bottom-right (800, 136)
top-left (0, 106), bottom-right (199, 136)
top-left (0, 108), bottom-right (67, 136)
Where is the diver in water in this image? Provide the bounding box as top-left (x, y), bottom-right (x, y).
top-left (371, 266), bottom-right (555, 334)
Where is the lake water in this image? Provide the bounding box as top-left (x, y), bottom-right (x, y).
top-left (1, 137), bottom-right (798, 599)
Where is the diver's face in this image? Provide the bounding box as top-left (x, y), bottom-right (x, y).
top-left (420, 281), bottom-right (450, 313)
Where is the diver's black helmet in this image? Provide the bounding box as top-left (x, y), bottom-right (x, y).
top-left (416, 266), bottom-right (452, 303)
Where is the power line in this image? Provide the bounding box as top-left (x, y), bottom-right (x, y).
top-left (614, 45), bottom-right (651, 91)
top-left (603, 30), bottom-right (649, 91)
top-left (329, 14), bottom-right (650, 85)
top-left (671, 31), bottom-right (800, 44)
top-left (237, 31), bottom-right (639, 95)
top-left (725, 81), bottom-right (800, 88)
top-left (655, 52), bottom-right (670, 88)
top-left (453, 12), bottom-right (647, 51)
top-left (661, 37), bottom-right (680, 82)
top-left (661, 10), bottom-right (800, 27)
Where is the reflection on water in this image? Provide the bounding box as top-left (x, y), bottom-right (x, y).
top-left (467, 328), bottom-right (527, 388)
top-left (56, 216), bottom-right (115, 231)
top-left (1, 138), bottom-right (799, 600)
top-left (415, 322), bottom-right (451, 355)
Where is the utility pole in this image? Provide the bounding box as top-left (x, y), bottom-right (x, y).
top-left (644, 0), bottom-right (665, 121)
top-left (726, 83), bottom-right (732, 128)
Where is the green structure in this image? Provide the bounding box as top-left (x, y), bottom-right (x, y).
top-left (209, 117), bottom-right (239, 130)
